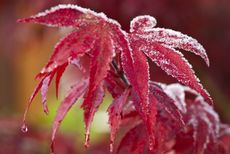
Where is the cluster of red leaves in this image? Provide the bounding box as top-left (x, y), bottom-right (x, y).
top-left (18, 4), bottom-right (230, 154)
top-left (118, 83), bottom-right (230, 154)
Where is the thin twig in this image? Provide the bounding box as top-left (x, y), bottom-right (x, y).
top-left (111, 59), bottom-right (130, 86)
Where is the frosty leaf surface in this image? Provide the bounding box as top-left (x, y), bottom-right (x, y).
top-left (104, 71), bottom-right (126, 98)
top-left (130, 15), bottom-right (212, 104)
top-left (51, 80), bottom-right (88, 153)
top-left (22, 77), bottom-right (44, 127)
top-left (17, 4), bottom-right (103, 27)
top-left (117, 124), bottom-right (147, 154)
top-left (185, 97), bottom-right (220, 153)
top-left (82, 84), bottom-right (105, 147)
top-left (161, 83), bottom-right (187, 113)
top-left (55, 63), bottom-right (68, 98)
top-left (81, 33), bottom-right (113, 105)
top-left (149, 82), bottom-right (184, 126)
top-left (41, 73), bottom-right (55, 114)
top-left (107, 88), bottom-right (130, 151)
top-left (165, 84), bottom-right (221, 153)
top-left (38, 28), bottom-right (94, 77)
top-left (130, 16), bottom-right (209, 66)
top-left (130, 37), bottom-right (212, 105)
top-left (125, 35), bottom-right (157, 152)
top-left (80, 32), bottom-right (114, 146)
top-left (18, 4), bottom-right (227, 154)
top-left (130, 15), bottom-right (157, 33)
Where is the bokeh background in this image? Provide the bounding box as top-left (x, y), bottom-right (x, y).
top-left (0, 0), bottom-right (230, 153)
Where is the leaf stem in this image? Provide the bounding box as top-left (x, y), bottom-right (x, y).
top-left (111, 59), bottom-right (130, 86)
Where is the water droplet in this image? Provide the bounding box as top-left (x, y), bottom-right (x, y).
top-left (21, 123), bottom-right (28, 133)
top-left (110, 143), bottom-right (114, 152)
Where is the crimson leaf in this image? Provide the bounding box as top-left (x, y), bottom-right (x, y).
top-left (18, 4), bottom-right (226, 154)
top-left (107, 88), bottom-right (130, 152)
top-left (51, 80), bottom-right (88, 153)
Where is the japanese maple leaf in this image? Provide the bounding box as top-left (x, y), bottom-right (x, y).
top-left (118, 83), bottom-right (227, 154)
top-left (162, 83), bottom-right (222, 154)
top-left (18, 4), bottom-right (215, 153)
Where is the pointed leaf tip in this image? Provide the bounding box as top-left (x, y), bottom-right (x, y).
top-left (108, 88), bottom-right (130, 151)
top-left (82, 84), bottom-right (105, 147)
top-left (51, 80), bottom-right (88, 152)
top-left (16, 5), bottom-right (84, 27)
top-left (55, 63), bottom-right (68, 99)
top-left (131, 25), bottom-right (210, 66)
top-left (131, 38), bottom-right (212, 106)
top-left (84, 132), bottom-right (90, 148)
top-left (17, 18), bottom-right (25, 23)
top-left (41, 74), bottom-right (54, 115)
top-left (22, 78), bottom-right (45, 127)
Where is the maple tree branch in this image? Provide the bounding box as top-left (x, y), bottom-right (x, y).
top-left (111, 59), bottom-right (130, 86)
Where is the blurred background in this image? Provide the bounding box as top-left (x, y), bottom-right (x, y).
top-left (0, 0), bottom-right (230, 153)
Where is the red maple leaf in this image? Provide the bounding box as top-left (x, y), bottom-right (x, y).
top-left (18, 4), bottom-right (229, 154)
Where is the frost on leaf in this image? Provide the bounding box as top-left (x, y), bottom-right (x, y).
top-left (51, 80), bottom-right (88, 154)
top-left (41, 73), bottom-right (55, 114)
top-left (123, 35), bottom-right (156, 152)
top-left (17, 4), bottom-right (98, 27)
top-left (184, 97), bottom-right (220, 154)
top-left (130, 36), bottom-right (212, 105)
top-left (18, 4), bottom-right (228, 154)
top-left (80, 33), bottom-right (114, 146)
top-left (17, 4), bottom-right (121, 29)
top-left (117, 124), bottom-right (147, 154)
top-left (130, 15), bottom-right (157, 33)
top-left (161, 83), bottom-right (187, 113)
top-left (149, 82), bottom-right (184, 126)
top-left (55, 63), bottom-right (68, 98)
top-left (81, 34), bottom-right (113, 108)
top-left (166, 84), bottom-right (221, 154)
top-left (22, 72), bottom-right (55, 127)
top-left (104, 71), bottom-right (126, 98)
top-left (130, 15), bottom-right (212, 104)
top-left (130, 16), bottom-right (209, 66)
top-left (82, 84), bottom-right (105, 147)
top-left (119, 83), bottom-right (225, 154)
top-left (107, 88), bottom-right (130, 152)
top-left (38, 28), bottom-right (95, 77)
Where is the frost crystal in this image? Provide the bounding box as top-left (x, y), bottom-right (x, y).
top-left (162, 83), bottom-right (187, 113)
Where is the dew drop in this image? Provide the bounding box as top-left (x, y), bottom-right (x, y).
top-left (21, 123), bottom-right (28, 133)
top-left (110, 143), bottom-right (114, 153)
